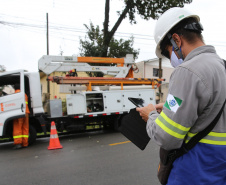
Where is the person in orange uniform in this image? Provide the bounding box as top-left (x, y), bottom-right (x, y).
top-left (13, 84), bottom-right (30, 149)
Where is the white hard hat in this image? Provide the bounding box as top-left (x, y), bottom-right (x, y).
top-left (154, 7), bottom-right (200, 58)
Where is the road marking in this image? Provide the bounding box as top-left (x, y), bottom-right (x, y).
top-left (109, 141), bottom-right (131, 146)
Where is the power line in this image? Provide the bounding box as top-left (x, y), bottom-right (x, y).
top-left (1, 19), bottom-right (226, 48)
top-left (0, 24), bottom-right (82, 42)
top-left (0, 14), bottom-right (155, 38)
top-left (0, 20), bottom-right (155, 41)
top-left (0, 13), bottom-right (46, 24)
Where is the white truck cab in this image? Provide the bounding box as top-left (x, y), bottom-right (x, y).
top-left (0, 70), bottom-right (44, 144)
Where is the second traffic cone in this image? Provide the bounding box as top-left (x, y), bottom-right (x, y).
top-left (48, 121), bottom-right (63, 150)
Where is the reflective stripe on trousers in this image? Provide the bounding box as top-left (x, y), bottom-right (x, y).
top-left (13, 135), bottom-right (29, 139)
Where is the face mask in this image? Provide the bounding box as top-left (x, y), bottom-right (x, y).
top-left (170, 47), bottom-right (184, 68)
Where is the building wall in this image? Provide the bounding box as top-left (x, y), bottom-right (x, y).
top-left (40, 71), bottom-right (64, 100)
top-left (134, 61), bottom-right (144, 78)
top-left (144, 63), bottom-right (173, 82)
top-left (134, 58), bottom-right (174, 103)
top-left (134, 58), bottom-right (173, 81)
top-left (40, 71), bottom-right (89, 101)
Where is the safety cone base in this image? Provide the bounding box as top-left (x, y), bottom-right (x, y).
top-left (48, 145), bottom-right (63, 150)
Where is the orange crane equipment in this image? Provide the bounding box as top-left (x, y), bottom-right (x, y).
top-left (47, 76), bottom-right (165, 91)
top-left (38, 54), bottom-right (137, 78)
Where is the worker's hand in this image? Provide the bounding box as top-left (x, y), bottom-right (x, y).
top-left (155, 103), bottom-right (164, 114)
top-left (136, 104), bottom-right (156, 122)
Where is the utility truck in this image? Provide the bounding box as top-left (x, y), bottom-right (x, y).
top-left (0, 54), bottom-right (163, 144)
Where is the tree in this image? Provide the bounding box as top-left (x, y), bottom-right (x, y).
top-left (102, 0), bottom-right (192, 56)
top-left (79, 22), bottom-right (139, 77)
top-left (79, 23), bottom-right (104, 57)
top-left (79, 22), bottom-right (139, 59)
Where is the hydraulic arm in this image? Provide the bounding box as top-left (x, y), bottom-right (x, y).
top-left (38, 54), bottom-right (135, 78)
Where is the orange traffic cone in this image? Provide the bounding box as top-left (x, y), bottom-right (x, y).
top-left (48, 121), bottom-right (63, 150)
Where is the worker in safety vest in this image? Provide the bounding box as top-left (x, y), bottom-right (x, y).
top-left (13, 84), bottom-right (30, 149)
top-left (136, 7), bottom-right (226, 184)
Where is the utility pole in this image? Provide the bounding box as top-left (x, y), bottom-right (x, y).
top-left (46, 13), bottom-right (50, 94)
top-left (46, 13), bottom-right (49, 55)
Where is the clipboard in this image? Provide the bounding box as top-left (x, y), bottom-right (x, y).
top-left (117, 108), bottom-right (150, 150)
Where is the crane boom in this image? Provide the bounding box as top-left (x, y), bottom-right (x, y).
top-left (38, 54), bottom-right (135, 78)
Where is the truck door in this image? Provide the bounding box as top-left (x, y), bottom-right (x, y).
top-left (104, 91), bottom-right (123, 113)
top-left (0, 70), bottom-right (26, 137)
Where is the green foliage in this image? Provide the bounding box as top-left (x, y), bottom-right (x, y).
top-left (79, 23), bottom-right (104, 57)
top-left (108, 37), bottom-right (139, 59)
top-left (79, 22), bottom-right (139, 59)
top-left (79, 22), bottom-right (139, 77)
top-left (124, 0), bottom-right (193, 23)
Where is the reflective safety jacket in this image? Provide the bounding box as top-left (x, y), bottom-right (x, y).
top-left (147, 45), bottom-right (226, 184)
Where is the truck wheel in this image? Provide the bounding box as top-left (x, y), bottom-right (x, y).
top-left (28, 125), bottom-right (37, 145)
top-left (114, 116), bottom-right (120, 131)
top-left (103, 115), bottom-right (121, 131)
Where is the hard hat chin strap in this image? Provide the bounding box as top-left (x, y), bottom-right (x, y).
top-left (167, 33), bottom-right (184, 60)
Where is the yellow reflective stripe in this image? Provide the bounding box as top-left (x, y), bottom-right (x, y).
top-left (185, 131), bottom-right (226, 145)
top-left (13, 135), bottom-right (29, 139)
top-left (156, 112), bottom-right (190, 139)
top-left (208, 132), bottom-right (226, 137)
top-left (25, 101), bottom-right (28, 104)
top-left (13, 135), bottom-right (23, 139)
top-left (161, 112), bottom-right (190, 132)
top-left (199, 139), bottom-right (226, 145)
top-left (185, 132), bottom-right (197, 143)
top-left (156, 118), bottom-right (185, 139)
top-left (187, 132), bottom-right (196, 137)
top-left (22, 135), bottom-right (29, 138)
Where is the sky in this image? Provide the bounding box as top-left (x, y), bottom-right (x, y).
top-left (0, 0), bottom-right (226, 72)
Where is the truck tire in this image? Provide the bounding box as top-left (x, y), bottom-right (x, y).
top-left (28, 125), bottom-right (37, 145)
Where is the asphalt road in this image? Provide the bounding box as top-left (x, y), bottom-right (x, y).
top-left (0, 131), bottom-right (161, 185)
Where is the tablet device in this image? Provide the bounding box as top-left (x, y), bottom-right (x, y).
top-left (128, 97), bottom-right (148, 107)
top-left (117, 108), bottom-right (150, 150)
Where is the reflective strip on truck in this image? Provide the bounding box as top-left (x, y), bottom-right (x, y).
top-left (73, 111), bottom-right (128, 119)
top-left (1, 103), bottom-right (4, 111)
